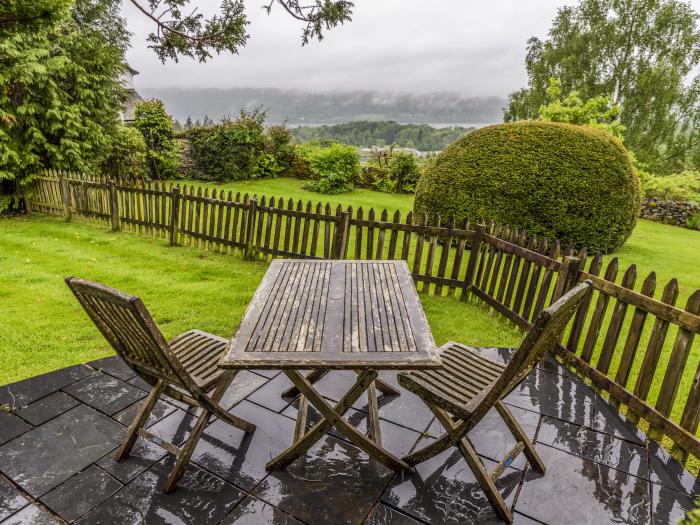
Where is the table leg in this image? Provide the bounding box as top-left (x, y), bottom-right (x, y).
top-left (281, 371), bottom-right (399, 399)
top-left (366, 381), bottom-right (382, 444)
top-left (267, 370), bottom-right (412, 473)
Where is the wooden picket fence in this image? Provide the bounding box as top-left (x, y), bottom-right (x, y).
top-left (24, 170), bottom-right (700, 467)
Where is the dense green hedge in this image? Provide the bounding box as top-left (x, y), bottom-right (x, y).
top-left (414, 121), bottom-right (641, 253)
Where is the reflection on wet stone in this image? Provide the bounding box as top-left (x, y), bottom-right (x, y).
top-left (364, 503), bottom-right (422, 524)
top-left (221, 497), bottom-right (303, 524)
top-left (192, 401), bottom-right (295, 490)
top-left (505, 367), bottom-right (595, 427)
top-left (0, 504), bottom-right (59, 524)
top-left (537, 417), bottom-right (649, 479)
top-left (651, 482), bottom-right (697, 525)
top-left (383, 445), bottom-right (521, 524)
top-left (253, 435), bottom-right (392, 525)
top-left (0, 478), bottom-right (29, 521)
top-left (63, 372), bottom-right (146, 416)
top-left (516, 444), bottom-right (650, 525)
top-left (77, 457), bottom-right (244, 524)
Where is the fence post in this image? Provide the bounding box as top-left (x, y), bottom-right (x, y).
top-left (169, 186), bottom-right (181, 246)
top-left (552, 255), bottom-right (581, 302)
top-left (461, 223), bottom-right (485, 300)
top-left (58, 172), bottom-right (71, 221)
top-left (109, 179), bottom-right (119, 231)
top-left (332, 211), bottom-right (351, 259)
top-left (244, 196), bottom-right (257, 259)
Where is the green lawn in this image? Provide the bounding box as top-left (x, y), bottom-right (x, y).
top-left (0, 214), bottom-right (521, 385)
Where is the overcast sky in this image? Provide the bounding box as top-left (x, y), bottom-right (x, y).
top-left (121, 0), bottom-right (700, 98)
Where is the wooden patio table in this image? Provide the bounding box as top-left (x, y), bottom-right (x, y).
top-left (219, 259), bottom-right (441, 472)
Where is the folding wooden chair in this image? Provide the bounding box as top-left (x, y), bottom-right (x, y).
top-left (65, 277), bottom-right (256, 493)
top-left (398, 280), bottom-right (592, 523)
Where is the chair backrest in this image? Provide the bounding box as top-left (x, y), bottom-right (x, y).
top-left (470, 280), bottom-right (592, 419)
top-left (65, 277), bottom-right (184, 386)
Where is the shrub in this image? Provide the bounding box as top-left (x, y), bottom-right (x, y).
top-left (299, 142), bottom-right (360, 194)
top-left (388, 152), bottom-right (421, 193)
top-left (186, 110), bottom-right (296, 182)
top-left (134, 100), bottom-right (179, 179)
top-left (413, 121), bottom-right (641, 253)
top-left (355, 166), bottom-right (390, 189)
top-left (100, 125), bottom-right (148, 179)
top-left (641, 170), bottom-right (700, 203)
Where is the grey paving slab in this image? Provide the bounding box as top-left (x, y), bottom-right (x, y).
top-left (112, 398), bottom-right (177, 429)
top-left (246, 373), bottom-right (295, 413)
top-left (253, 435), bottom-right (393, 525)
top-left (96, 436), bottom-right (166, 484)
top-left (0, 404), bottom-right (123, 498)
top-left (219, 371), bottom-right (269, 411)
top-left (537, 416), bottom-right (649, 479)
top-left (0, 413), bottom-right (31, 446)
top-left (651, 482), bottom-right (696, 525)
top-left (504, 367), bottom-right (596, 426)
top-left (0, 504), bottom-right (59, 524)
top-left (192, 400), bottom-right (296, 491)
top-left (77, 457), bottom-right (244, 525)
top-left (591, 395), bottom-right (646, 445)
top-left (41, 465), bottom-right (122, 523)
top-left (364, 504), bottom-right (423, 524)
top-left (0, 365), bottom-right (92, 409)
top-left (88, 356), bottom-right (137, 382)
top-left (382, 441), bottom-right (522, 525)
top-left (515, 443), bottom-right (651, 525)
top-left (221, 497), bottom-right (304, 525)
top-left (0, 479), bottom-right (28, 522)
top-left (63, 372), bottom-right (146, 416)
top-left (15, 391), bottom-right (79, 427)
top-left (648, 440), bottom-right (700, 497)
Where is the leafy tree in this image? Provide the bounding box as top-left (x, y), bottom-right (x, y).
top-left (0, 0), bottom-right (128, 184)
top-left (127, 0), bottom-right (354, 62)
top-left (100, 125), bottom-right (149, 178)
top-left (134, 99), bottom-right (179, 179)
top-left (505, 0), bottom-right (700, 173)
top-left (538, 78), bottom-right (626, 140)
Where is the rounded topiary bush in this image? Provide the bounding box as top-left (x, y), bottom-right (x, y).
top-left (413, 121), bottom-right (641, 253)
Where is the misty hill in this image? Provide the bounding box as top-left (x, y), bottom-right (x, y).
top-left (291, 121), bottom-right (474, 151)
top-left (141, 87), bottom-right (505, 125)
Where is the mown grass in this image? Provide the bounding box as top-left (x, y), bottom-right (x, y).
top-left (0, 214), bottom-right (522, 385)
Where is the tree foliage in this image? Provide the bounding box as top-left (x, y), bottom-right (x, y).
top-left (0, 0), bottom-right (128, 183)
top-left (130, 0), bottom-right (353, 62)
top-left (291, 120), bottom-right (473, 151)
top-left (505, 0), bottom-right (700, 174)
top-left (134, 99), bottom-right (180, 179)
top-left (538, 78), bottom-right (626, 141)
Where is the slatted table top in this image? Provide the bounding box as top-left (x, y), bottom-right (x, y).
top-left (220, 260), bottom-right (440, 370)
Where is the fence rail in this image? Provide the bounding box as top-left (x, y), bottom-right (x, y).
top-left (23, 170), bottom-right (700, 467)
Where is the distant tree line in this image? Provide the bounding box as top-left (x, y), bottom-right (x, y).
top-left (289, 121), bottom-right (474, 151)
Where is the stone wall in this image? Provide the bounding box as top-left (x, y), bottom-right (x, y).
top-left (640, 197), bottom-right (699, 228)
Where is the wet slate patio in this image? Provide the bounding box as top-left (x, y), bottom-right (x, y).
top-left (0, 348), bottom-right (697, 524)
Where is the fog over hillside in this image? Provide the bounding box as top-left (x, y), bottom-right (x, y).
top-left (141, 87), bottom-right (505, 126)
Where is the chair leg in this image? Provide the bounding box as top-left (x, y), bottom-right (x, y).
top-left (164, 406), bottom-right (211, 494)
top-left (459, 436), bottom-right (513, 523)
top-left (115, 379), bottom-right (165, 462)
top-left (198, 371), bottom-right (256, 433)
top-left (496, 401), bottom-right (545, 474)
top-left (163, 373), bottom-right (242, 493)
top-left (429, 404), bottom-right (512, 523)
